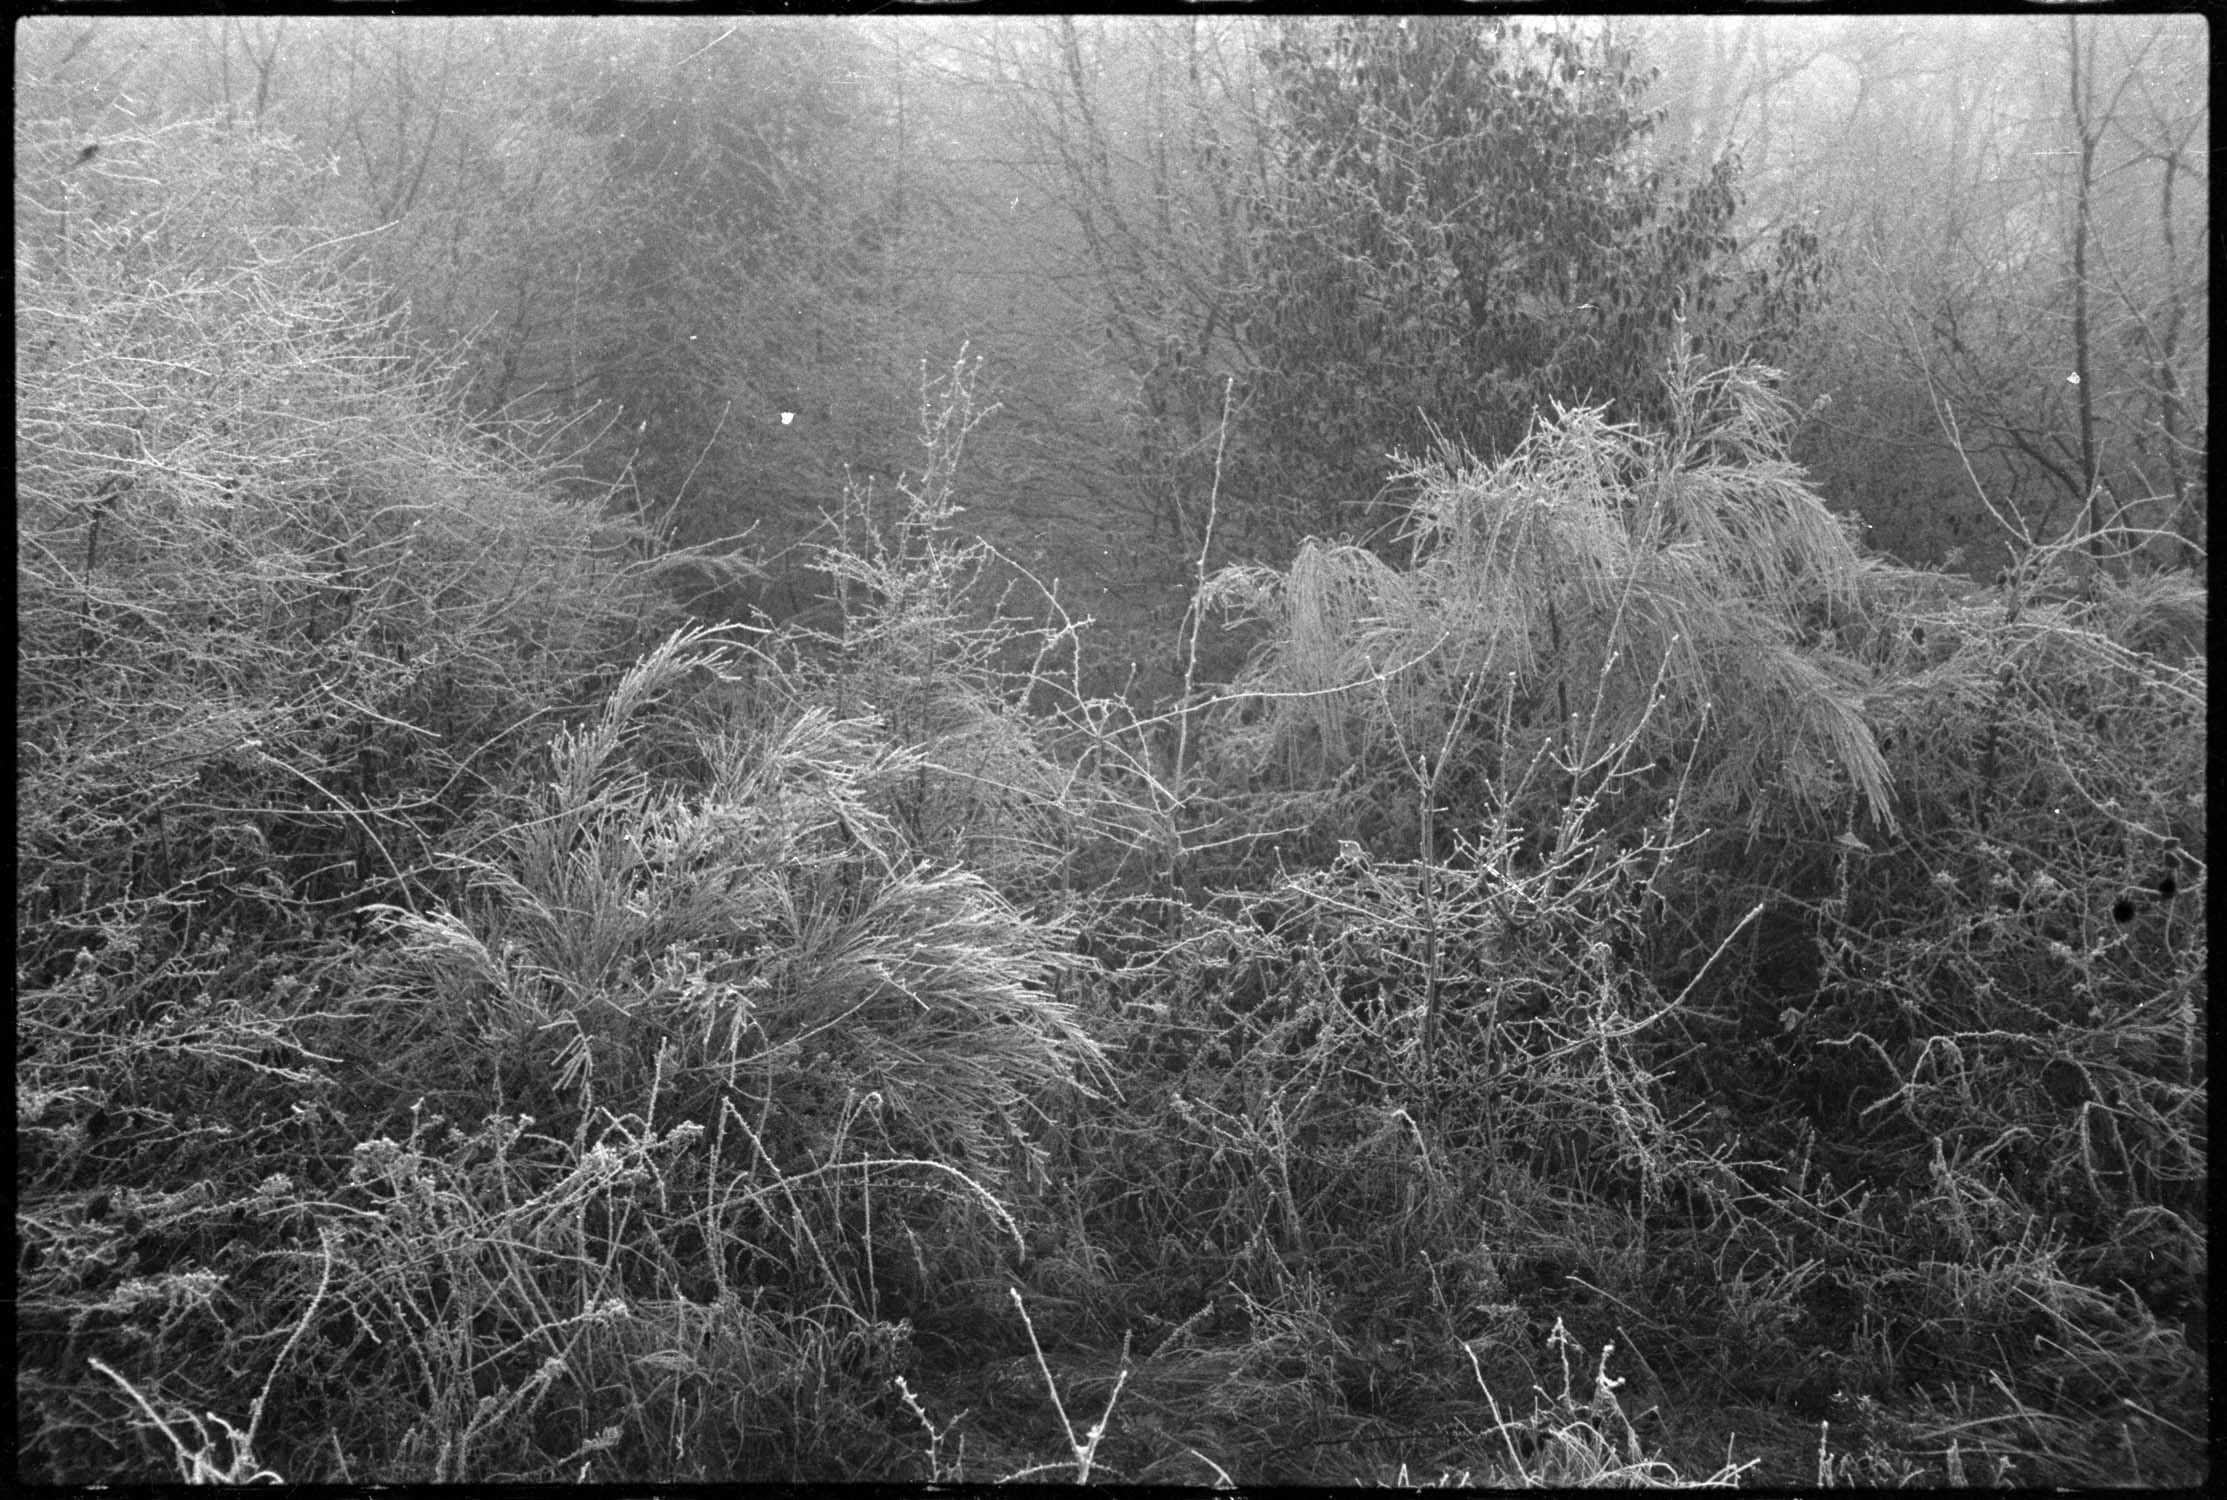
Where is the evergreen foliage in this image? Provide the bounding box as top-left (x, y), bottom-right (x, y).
top-left (1231, 17), bottom-right (1821, 548)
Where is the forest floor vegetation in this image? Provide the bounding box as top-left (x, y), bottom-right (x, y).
top-left (16, 128), bottom-right (2206, 1486)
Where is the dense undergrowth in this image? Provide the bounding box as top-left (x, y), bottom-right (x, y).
top-left (17, 118), bottom-right (2207, 1488)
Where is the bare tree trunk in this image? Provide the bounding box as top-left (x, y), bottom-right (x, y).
top-left (2152, 146), bottom-right (2197, 568)
top-left (2064, 16), bottom-right (2102, 562)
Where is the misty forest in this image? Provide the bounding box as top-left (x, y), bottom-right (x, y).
top-left (15, 14), bottom-right (2206, 1486)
